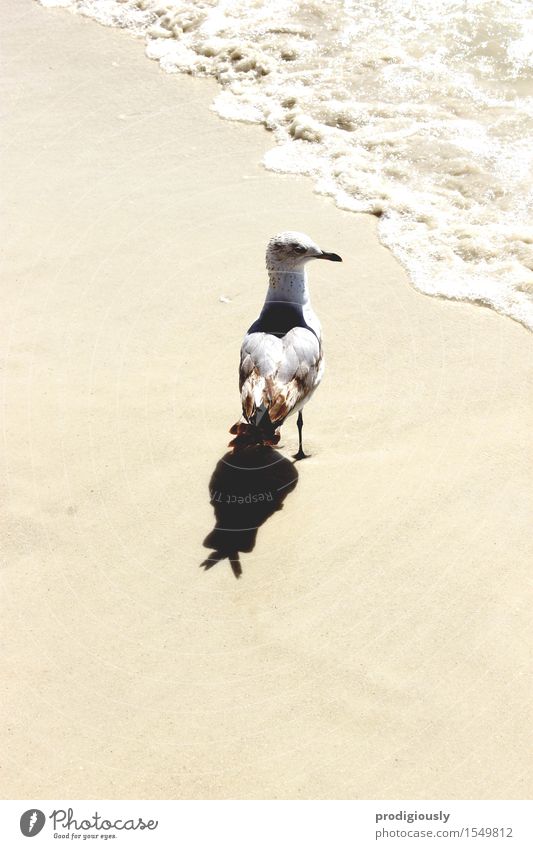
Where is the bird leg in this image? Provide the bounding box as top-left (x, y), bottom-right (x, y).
top-left (294, 410), bottom-right (308, 460)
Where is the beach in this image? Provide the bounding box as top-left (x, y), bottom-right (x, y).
top-left (1, 0), bottom-right (532, 800)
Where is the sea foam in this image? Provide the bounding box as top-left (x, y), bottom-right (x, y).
top-left (39, 0), bottom-right (533, 329)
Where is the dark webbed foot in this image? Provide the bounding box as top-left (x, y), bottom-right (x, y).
top-left (293, 448), bottom-right (310, 461)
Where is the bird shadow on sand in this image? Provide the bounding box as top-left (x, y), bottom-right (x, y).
top-left (201, 446), bottom-right (299, 578)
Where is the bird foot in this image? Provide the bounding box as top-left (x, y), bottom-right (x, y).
top-left (293, 449), bottom-right (310, 461)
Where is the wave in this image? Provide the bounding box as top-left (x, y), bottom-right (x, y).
top-left (39, 0), bottom-right (533, 329)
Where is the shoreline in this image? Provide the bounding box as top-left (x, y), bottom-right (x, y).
top-left (1, 0), bottom-right (532, 799)
top-left (34, 0), bottom-right (533, 332)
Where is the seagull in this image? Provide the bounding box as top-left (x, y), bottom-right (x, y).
top-left (229, 231), bottom-right (342, 459)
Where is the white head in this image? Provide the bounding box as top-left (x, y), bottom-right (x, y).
top-left (266, 231), bottom-right (342, 273)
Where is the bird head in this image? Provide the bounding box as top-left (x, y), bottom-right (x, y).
top-left (266, 231), bottom-right (342, 272)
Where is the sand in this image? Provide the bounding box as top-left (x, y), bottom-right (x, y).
top-left (1, 0), bottom-right (531, 800)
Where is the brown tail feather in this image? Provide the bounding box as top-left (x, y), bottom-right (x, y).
top-left (228, 421), bottom-right (280, 451)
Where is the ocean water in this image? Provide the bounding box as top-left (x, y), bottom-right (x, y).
top-left (40, 0), bottom-right (533, 329)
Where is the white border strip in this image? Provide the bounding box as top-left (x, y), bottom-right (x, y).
top-left (1, 800), bottom-right (532, 847)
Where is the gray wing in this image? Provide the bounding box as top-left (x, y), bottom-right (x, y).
top-left (239, 327), bottom-right (323, 423)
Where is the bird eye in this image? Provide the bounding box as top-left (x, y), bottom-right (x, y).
top-left (294, 245), bottom-right (306, 253)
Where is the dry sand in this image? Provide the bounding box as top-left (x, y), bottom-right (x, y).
top-left (1, 0), bottom-right (531, 799)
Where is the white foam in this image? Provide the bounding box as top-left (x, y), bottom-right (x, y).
top-left (39, 0), bottom-right (533, 329)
